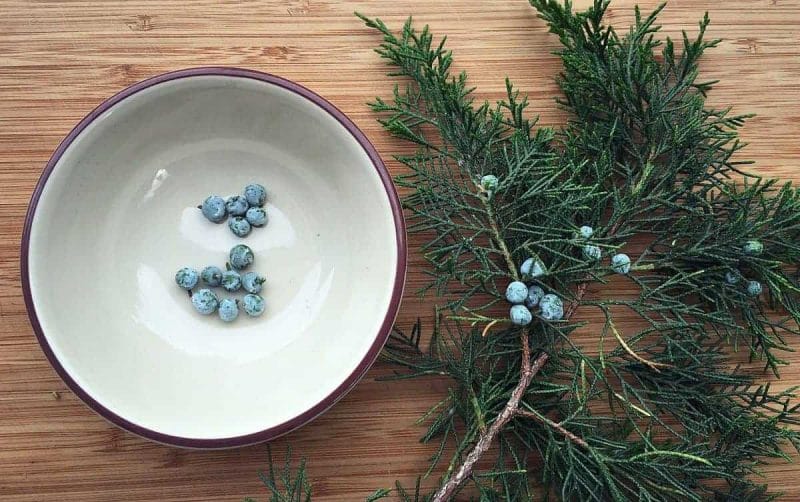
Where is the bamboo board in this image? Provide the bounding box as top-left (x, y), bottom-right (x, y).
top-left (1, 0), bottom-right (799, 499)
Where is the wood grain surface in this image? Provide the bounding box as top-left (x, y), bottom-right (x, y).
top-left (1, 0), bottom-right (799, 500)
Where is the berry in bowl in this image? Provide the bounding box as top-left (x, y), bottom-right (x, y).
top-left (21, 67), bottom-right (406, 448)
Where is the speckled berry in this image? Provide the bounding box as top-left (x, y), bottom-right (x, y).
top-left (243, 294), bottom-right (266, 317)
top-left (241, 271), bottom-right (265, 294)
top-left (539, 294), bottom-right (564, 321)
top-left (201, 266), bottom-right (223, 287)
top-left (218, 298), bottom-right (239, 322)
top-left (200, 195), bottom-right (227, 223)
top-left (228, 216), bottom-right (252, 237)
top-left (520, 257), bottom-right (533, 276)
top-left (245, 207), bottom-right (268, 227)
top-left (225, 195), bottom-right (249, 216)
top-left (579, 226), bottom-right (594, 239)
top-left (510, 305), bottom-right (532, 326)
top-left (480, 175), bottom-right (499, 192)
top-left (525, 285), bottom-right (545, 308)
top-left (221, 270), bottom-right (242, 292)
top-left (746, 280), bottom-right (763, 297)
top-left (191, 288), bottom-right (218, 315)
top-left (611, 253), bottom-right (631, 274)
top-left (582, 245), bottom-right (602, 261)
top-left (520, 257), bottom-right (546, 278)
top-left (175, 267), bottom-right (199, 290)
top-left (229, 244), bottom-right (254, 270)
top-left (743, 240), bottom-right (764, 256)
top-left (244, 183), bottom-right (267, 207)
top-left (725, 271), bottom-right (740, 285)
top-left (505, 281), bottom-right (528, 305)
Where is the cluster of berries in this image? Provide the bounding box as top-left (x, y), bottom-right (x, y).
top-left (725, 240), bottom-right (766, 297)
top-left (199, 183), bottom-right (268, 237)
top-left (175, 244), bottom-right (266, 322)
top-left (503, 226), bottom-right (637, 326)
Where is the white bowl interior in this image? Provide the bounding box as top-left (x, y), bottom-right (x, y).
top-left (28, 75), bottom-right (400, 440)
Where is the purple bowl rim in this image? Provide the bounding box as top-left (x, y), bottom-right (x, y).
top-left (19, 67), bottom-right (407, 449)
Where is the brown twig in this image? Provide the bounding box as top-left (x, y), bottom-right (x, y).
top-left (432, 185), bottom-right (611, 500)
top-left (515, 409), bottom-right (590, 449)
top-left (565, 282), bottom-right (588, 318)
top-left (432, 329), bottom-right (536, 502)
top-left (431, 281), bottom-right (589, 501)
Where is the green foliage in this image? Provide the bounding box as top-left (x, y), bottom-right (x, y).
top-left (355, 12), bottom-right (601, 315)
top-left (532, 0), bottom-right (800, 373)
top-left (366, 488), bottom-right (394, 501)
top-left (358, 0), bottom-right (800, 500)
top-left (255, 2), bottom-right (800, 501)
top-left (246, 447), bottom-right (399, 502)
top-left (245, 446), bottom-right (312, 502)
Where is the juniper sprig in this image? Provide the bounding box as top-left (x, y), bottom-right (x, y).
top-left (251, 1), bottom-right (800, 500)
top-left (245, 446), bottom-right (312, 502)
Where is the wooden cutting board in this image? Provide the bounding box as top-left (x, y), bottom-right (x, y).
top-left (1, 0), bottom-right (799, 499)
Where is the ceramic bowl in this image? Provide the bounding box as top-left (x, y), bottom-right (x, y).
top-left (21, 68), bottom-right (406, 448)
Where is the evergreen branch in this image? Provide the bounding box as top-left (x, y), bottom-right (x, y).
top-left (249, 6), bottom-right (800, 499)
top-left (352, 2), bottom-right (800, 500)
top-left (245, 446), bottom-right (312, 502)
